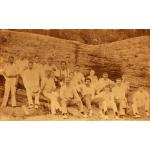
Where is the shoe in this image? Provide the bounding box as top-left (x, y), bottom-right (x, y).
top-left (134, 113), bottom-right (140, 118)
top-left (63, 114), bottom-right (68, 119)
top-left (34, 104), bottom-right (39, 109)
top-left (28, 104), bottom-right (34, 109)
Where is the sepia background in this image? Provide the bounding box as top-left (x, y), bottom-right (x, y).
top-left (0, 0), bottom-right (150, 150)
top-left (0, 29), bottom-right (149, 120)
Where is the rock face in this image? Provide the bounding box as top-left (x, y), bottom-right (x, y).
top-left (0, 30), bottom-right (150, 88)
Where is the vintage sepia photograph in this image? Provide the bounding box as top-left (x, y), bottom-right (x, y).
top-left (0, 29), bottom-right (149, 120)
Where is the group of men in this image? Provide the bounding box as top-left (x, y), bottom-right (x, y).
top-left (0, 54), bottom-right (150, 119)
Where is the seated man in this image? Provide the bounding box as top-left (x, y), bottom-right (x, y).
top-left (60, 78), bottom-right (84, 117)
top-left (132, 86), bottom-right (150, 117)
top-left (98, 85), bottom-right (118, 119)
top-left (22, 61), bottom-right (40, 109)
top-left (81, 78), bottom-right (101, 117)
top-left (112, 78), bottom-right (127, 116)
top-left (41, 70), bottom-right (62, 115)
top-left (96, 72), bottom-right (114, 93)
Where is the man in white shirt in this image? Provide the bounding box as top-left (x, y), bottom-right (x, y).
top-left (87, 69), bottom-right (98, 87)
top-left (132, 86), bottom-right (150, 117)
top-left (34, 55), bottom-right (44, 80)
top-left (73, 65), bottom-right (85, 85)
top-left (98, 85), bottom-right (118, 119)
top-left (1, 56), bottom-right (18, 107)
top-left (81, 78), bottom-right (101, 116)
top-left (60, 78), bottom-right (83, 116)
top-left (112, 78), bottom-right (127, 116)
top-left (41, 70), bottom-right (62, 115)
top-left (22, 61), bottom-right (40, 109)
top-left (96, 72), bottom-right (114, 93)
top-left (15, 53), bottom-right (28, 76)
top-left (43, 56), bottom-right (58, 77)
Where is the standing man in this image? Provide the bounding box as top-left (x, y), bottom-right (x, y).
top-left (73, 65), bottom-right (85, 85)
top-left (132, 86), bottom-right (150, 117)
top-left (1, 56), bottom-right (18, 107)
top-left (41, 70), bottom-right (62, 115)
top-left (34, 55), bottom-right (44, 79)
top-left (57, 61), bottom-right (70, 87)
top-left (60, 78), bottom-right (84, 117)
top-left (87, 69), bottom-right (98, 86)
top-left (22, 61), bottom-right (41, 109)
top-left (15, 53), bottom-right (28, 76)
top-left (112, 78), bottom-right (127, 116)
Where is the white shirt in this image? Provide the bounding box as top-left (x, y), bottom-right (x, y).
top-left (112, 85), bottom-right (126, 100)
top-left (3, 63), bottom-right (18, 77)
top-left (74, 71), bottom-right (85, 84)
top-left (81, 84), bottom-right (95, 98)
top-left (96, 78), bottom-right (114, 91)
top-left (15, 59), bottom-right (28, 74)
top-left (41, 77), bottom-right (56, 93)
top-left (22, 68), bottom-right (40, 92)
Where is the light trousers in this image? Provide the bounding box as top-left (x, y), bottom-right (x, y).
top-left (61, 97), bottom-right (83, 114)
top-left (26, 89), bottom-right (40, 106)
top-left (2, 78), bottom-right (17, 107)
top-left (43, 91), bottom-right (61, 114)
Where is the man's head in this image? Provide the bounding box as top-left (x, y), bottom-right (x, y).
top-left (102, 72), bottom-right (108, 79)
top-left (69, 72), bottom-right (74, 79)
top-left (61, 61), bottom-right (67, 70)
top-left (65, 77), bottom-right (71, 86)
top-left (122, 74), bottom-right (127, 81)
top-left (90, 69), bottom-right (95, 76)
top-left (45, 70), bottom-right (52, 78)
top-left (20, 53), bottom-right (27, 60)
top-left (85, 78), bottom-right (91, 86)
top-left (28, 61), bottom-right (34, 70)
top-left (47, 56), bottom-right (54, 65)
top-left (75, 65), bottom-right (80, 72)
top-left (116, 78), bottom-right (122, 86)
top-left (104, 85), bottom-right (110, 93)
top-left (35, 55), bottom-right (40, 63)
top-left (138, 86), bottom-right (144, 92)
top-left (8, 56), bottom-right (14, 64)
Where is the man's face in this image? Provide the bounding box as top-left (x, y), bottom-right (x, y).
top-left (103, 73), bottom-right (108, 79)
top-left (90, 70), bottom-right (95, 76)
top-left (104, 87), bottom-right (110, 93)
top-left (48, 58), bottom-right (53, 65)
top-left (69, 72), bottom-right (74, 79)
top-left (75, 66), bottom-right (80, 72)
top-left (61, 62), bottom-right (66, 69)
top-left (85, 80), bottom-right (91, 86)
top-left (28, 62), bottom-right (33, 69)
top-left (35, 56), bottom-right (40, 63)
top-left (139, 87), bottom-right (144, 92)
top-left (8, 57), bottom-right (14, 64)
top-left (116, 79), bottom-right (121, 85)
